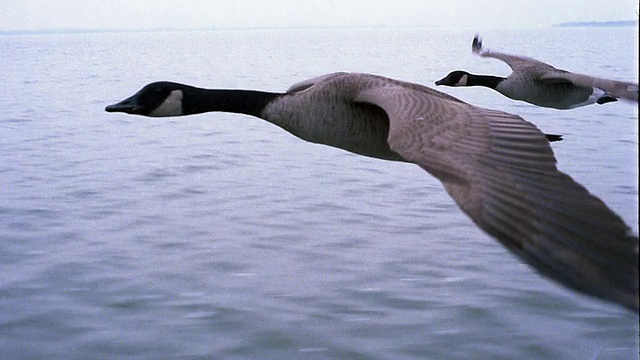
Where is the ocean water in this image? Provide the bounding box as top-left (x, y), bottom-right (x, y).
top-left (0, 27), bottom-right (638, 359)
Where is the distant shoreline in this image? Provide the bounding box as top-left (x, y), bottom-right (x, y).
top-left (553, 20), bottom-right (639, 27)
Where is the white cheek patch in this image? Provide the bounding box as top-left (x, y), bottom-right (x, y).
top-left (456, 74), bottom-right (468, 86)
top-left (149, 89), bottom-right (184, 117)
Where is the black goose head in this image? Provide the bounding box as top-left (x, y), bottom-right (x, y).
top-left (435, 71), bottom-right (471, 87)
top-left (105, 82), bottom-right (187, 117)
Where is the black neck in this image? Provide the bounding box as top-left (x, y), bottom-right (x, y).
top-left (182, 88), bottom-right (282, 118)
top-left (467, 74), bottom-right (505, 89)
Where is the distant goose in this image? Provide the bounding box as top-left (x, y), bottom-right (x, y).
top-left (435, 35), bottom-right (639, 109)
top-left (106, 72), bottom-right (638, 311)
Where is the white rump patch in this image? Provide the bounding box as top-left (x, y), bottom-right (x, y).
top-left (568, 87), bottom-right (605, 109)
top-left (149, 90), bottom-right (184, 117)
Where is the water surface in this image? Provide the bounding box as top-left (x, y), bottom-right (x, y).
top-left (0, 27), bottom-right (638, 359)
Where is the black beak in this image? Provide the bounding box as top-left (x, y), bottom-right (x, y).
top-left (434, 79), bottom-right (445, 86)
top-left (105, 94), bottom-right (142, 114)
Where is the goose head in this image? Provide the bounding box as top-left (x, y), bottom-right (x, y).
top-left (106, 82), bottom-right (187, 117)
top-left (435, 71), bottom-right (471, 87)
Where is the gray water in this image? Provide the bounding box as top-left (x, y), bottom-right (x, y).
top-left (1, 27), bottom-right (638, 359)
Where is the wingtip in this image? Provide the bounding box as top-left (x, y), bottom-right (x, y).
top-left (472, 34), bottom-right (483, 54)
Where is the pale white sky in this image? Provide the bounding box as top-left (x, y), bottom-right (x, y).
top-left (0, 0), bottom-right (638, 31)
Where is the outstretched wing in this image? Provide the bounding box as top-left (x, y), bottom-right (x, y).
top-left (539, 72), bottom-right (639, 101)
top-left (472, 35), bottom-right (554, 71)
top-left (355, 84), bottom-right (639, 311)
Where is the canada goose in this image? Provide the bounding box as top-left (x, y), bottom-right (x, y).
top-left (106, 72), bottom-right (638, 311)
top-left (435, 35), bottom-right (639, 109)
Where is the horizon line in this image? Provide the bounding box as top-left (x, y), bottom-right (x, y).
top-left (1, 19), bottom-right (638, 36)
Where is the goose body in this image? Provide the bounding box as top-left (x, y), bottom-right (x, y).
top-left (106, 72), bottom-right (638, 311)
top-left (435, 35), bottom-right (639, 109)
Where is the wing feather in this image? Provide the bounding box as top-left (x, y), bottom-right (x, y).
top-left (354, 84), bottom-right (639, 310)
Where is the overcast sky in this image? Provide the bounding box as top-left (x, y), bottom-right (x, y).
top-left (0, 0), bottom-right (638, 31)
